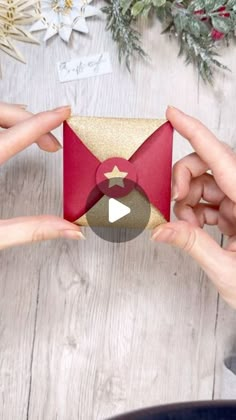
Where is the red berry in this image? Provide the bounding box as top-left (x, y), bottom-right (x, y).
top-left (194, 8), bottom-right (208, 21)
top-left (217, 6), bottom-right (230, 17)
top-left (211, 28), bottom-right (225, 40)
top-left (194, 9), bottom-right (204, 14)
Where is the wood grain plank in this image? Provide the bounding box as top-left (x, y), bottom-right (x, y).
top-left (0, 151), bottom-right (48, 420)
top-left (211, 298), bottom-right (236, 399)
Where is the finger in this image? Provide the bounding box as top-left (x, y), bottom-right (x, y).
top-left (174, 173), bottom-right (225, 225)
top-left (174, 171), bottom-right (224, 205)
top-left (172, 152), bottom-right (209, 200)
top-left (0, 102), bottom-right (65, 152)
top-left (0, 215), bottom-right (85, 250)
top-left (0, 102), bottom-right (27, 118)
top-left (0, 106), bottom-right (71, 164)
top-left (167, 106), bottom-right (236, 202)
top-left (194, 204), bottom-right (219, 227)
top-left (224, 235), bottom-right (236, 252)
top-left (174, 203), bottom-right (219, 227)
top-left (218, 197), bottom-right (236, 236)
top-left (151, 220), bottom-right (230, 289)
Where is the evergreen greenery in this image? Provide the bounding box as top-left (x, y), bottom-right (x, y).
top-left (102, 0), bottom-right (236, 82)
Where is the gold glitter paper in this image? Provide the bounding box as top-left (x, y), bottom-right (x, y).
top-left (67, 116), bottom-right (168, 229)
top-left (68, 116), bottom-right (166, 161)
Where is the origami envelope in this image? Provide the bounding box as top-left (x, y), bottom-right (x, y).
top-left (63, 116), bottom-right (173, 229)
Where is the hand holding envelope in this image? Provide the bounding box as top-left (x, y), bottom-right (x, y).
top-left (153, 106), bottom-right (236, 309)
top-left (0, 103), bottom-right (84, 251)
top-left (63, 116), bottom-right (174, 230)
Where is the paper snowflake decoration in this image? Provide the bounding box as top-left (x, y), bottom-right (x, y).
top-left (0, 0), bottom-right (40, 63)
top-left (30, 0), bottom-right (100, 43)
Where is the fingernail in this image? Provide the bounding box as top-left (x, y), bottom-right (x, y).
top-left (167, 105), bottom-right (182, 113)
top-left (171, 185), bottom-right (179, 201)
top-left (53, 105), bottom-right (71, 113)
top-left (62, 230), bottom-right (86, 240)
top-left (15, 104), bottom-right (27, 109)
top-left (151, 227), bottom-right (176, 242)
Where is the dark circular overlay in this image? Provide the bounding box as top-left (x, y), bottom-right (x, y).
top-left (86, 178), bottom-right (151, 243)
top-left (96, 157), bottom-right (137, 199)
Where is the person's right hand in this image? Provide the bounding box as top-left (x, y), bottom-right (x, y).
top-left (152, 106), bottom-right (236, 309)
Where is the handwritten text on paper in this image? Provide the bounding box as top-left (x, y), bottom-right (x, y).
top-left (57, 52), bottom-right (112, 82)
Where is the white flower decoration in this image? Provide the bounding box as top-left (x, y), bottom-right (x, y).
top-left (30, 0), bottom-right (100, 42)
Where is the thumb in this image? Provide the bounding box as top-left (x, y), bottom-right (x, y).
top-left (0, 215), bottom-right (85, 250)
top-left (152, 221), bottom-right (227, 282)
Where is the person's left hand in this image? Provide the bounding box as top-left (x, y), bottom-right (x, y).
top-left (0, 102), bottom-right (84, 250)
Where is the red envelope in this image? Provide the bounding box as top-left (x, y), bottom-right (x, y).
top-left (64, 116), bottom-right (173, 229)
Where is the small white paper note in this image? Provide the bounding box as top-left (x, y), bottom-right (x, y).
top-left (57, 52), bottom-right (112, 83)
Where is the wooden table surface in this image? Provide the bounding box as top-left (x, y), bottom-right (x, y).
top-left (1, 5), bottom-right (236, 419)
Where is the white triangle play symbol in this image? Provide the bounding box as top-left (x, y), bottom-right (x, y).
top-left (108, 198), bottom-right (131, 223)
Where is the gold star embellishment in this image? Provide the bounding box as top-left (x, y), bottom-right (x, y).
top-left (104, 165), bottom-right (128, 188)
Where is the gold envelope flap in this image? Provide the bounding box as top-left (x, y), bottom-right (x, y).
top-left (67, 116), bottom-right (166, 161)
top-left (67, 116), bottom-right (167, 229)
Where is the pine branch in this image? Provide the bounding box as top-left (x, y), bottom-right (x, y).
top-left (102, 0), bottom-right (236, 83)
top-left (102, 0), bottom-right (147, 70)
top-left (178, 32), bottom-right (228, 83)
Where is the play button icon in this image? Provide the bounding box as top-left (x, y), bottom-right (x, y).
top-left (85, 178), bottom-right (151, 243)
top-left (108, 199), bottom-right (131, 223)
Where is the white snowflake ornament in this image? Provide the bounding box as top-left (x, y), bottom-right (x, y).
top-left (30, 0), bottom-right (100, 43)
